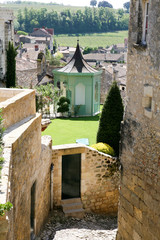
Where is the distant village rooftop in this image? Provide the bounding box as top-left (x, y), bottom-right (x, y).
top-left (57, 41), bottom-right (98, 74)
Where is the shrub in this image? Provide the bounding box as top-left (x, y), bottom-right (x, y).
top-left (97, 81), bottom-right (124, 156)
top-left (91, 142), bottom-right (115, 156)
top-left (57, 96), bottom-right (70, 116)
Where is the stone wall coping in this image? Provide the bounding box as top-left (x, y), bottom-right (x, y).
top-left (52, 144), bottom-right (116, 160)
top-left (0, 88), bottom-right (35, 107)
top-left (3, 113), bottom-right (41, 149)
top-left (52, 143), bottom-right (86, 150)
top-left (16, 68), bottom-right (37, 72)
top-left (0, 89), bottom-right (36, 129)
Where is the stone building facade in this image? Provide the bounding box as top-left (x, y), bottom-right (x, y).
top-left (117, 1), bottom-right (160, 239)
top-left (0, 8), bottom-right (14, 84)
top-left (52, 144), bottom-right (119, 215)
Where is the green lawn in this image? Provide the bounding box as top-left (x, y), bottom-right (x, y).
top-left (42, 115), bottom-right (100, 146)
top-left (55, 31), bottom-right (128, 48)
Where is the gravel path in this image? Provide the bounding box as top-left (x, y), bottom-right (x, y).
top-left (38, 208), bottom-right (117, 240)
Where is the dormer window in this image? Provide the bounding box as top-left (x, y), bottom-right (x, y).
top-left (142, 2), bottom-right (149, 44)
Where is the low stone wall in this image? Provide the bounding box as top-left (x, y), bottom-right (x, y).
top-left (0, 88), bottom-right (24, 103)
top-left (0, 88), bottom-right (53, 240)
top-left (52, 144), bottom-right (119, 215)
top-left (0, 89), bottom-right (36, 129)
top-left (1, 114), bottom-right (53, 239)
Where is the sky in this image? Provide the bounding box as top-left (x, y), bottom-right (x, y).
top-left (0, 0), bottom-right (127, 9)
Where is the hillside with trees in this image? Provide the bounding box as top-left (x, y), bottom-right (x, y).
top-left (16, 6), bottom-right (129, 34)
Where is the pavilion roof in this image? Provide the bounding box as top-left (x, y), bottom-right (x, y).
top-left (57, 41), bottom-right (98, 74)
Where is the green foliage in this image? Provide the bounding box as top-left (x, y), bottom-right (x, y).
top-left (91, 142), bottom-right (115, 156)
top-left (57, 97), bottom-right (70, 115)
top-left (50, 53), bottom-right (64, 66)
top-left (6, 42), bottom-right (18, 88)
top-left (36, 84), bottom-right (62, 116)
top-left (97, 81), bottom-right (124, 156)
top-left (83, 46), bottom-right (98, 54)
top-left (90, 0), bottom-right (97, 7)
top-left (14, 6), bottom-right (129, 34)
top-left (123, 1), bottom-right (130, 13)
top-left (0, 202), bottom-right (13, 216)
top-left (17, 30), bottom-right (28, 35)
top-left (98, 1), bottom-right (113, 8)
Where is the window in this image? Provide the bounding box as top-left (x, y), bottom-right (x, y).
top-left (75, 83), bottom-right (85, 105)
top-left (95, 82), bottom-right (98, 102)
top-left (142, 85), bottom-right (154, 119)
top-left (142, 2), bottom-right (149, 44)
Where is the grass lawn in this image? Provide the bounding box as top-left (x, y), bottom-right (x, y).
top-left (55, 31), bottom-right (128, 48)
top-left (42, 115), bottom-right (100, 146)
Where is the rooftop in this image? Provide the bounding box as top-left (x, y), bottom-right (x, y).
top-left (57, 41), bottom-right (98, 74)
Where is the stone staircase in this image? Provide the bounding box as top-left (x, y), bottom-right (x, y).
top-left (61, 198), bottom-right (84, 219)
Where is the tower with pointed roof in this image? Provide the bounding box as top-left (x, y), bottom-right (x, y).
top-left (53, 41), bottom-right (102, 116)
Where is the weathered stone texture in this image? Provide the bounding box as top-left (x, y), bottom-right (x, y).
top-left (0, 89), bottom-right (52, 240)
top-left (117, 1), bottom-right (160, 239)
top-left (16, 69), bottom-right (38, 88)
top-left (0, 88), bottom-right (36, 129)
top-left (0, 9), bottom-right (14, 82)
top-left (52, 144), bottom-right (120, 215)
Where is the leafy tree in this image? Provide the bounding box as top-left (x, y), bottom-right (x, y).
top-left (118, 9), bottom-right (124, 17)
top-left (98, 1), bottom-right (113, 8)
top-left (83, 46), bottom-right (98, 54)
top-left (17, 9), bottom-right (23, 29)
top-left (36, 84), bottom-right (62, 117)
top-left (97, 81), bottom-right (124, 156)
top-left (57, 96), bottom-right (70, 116)
top-left (123, 1), bottom-right (130, 13)
top-left (17, 30), bottom-right (28, 35)
top-left (6, 42), bottom-right (18, 88)
top-left (90, 0), bottom-right (97, 7)
top-left (16, 6), bottom-right (128, 34)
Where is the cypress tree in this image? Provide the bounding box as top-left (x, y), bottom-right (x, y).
top-left (97, 81), bottom-right (124, 156)
top-left (6, 41), bottom-right (17, 88)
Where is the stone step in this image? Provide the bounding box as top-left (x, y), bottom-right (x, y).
top-left (61, 198), bottom-right (84, 219)
top-left (62, 202), bottom-right (83, 211)
top-left (61, 198), bottom-right (81, 205)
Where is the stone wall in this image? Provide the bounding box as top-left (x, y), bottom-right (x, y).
top-left (100, 68), bottom-right (112, 104)
top-left (0, 88), bottom-right (36, 129)
top-left (0, 8), bottom-right (14, 81)
top-left (52, 144), bottom-right (119, 215)
top-left (117, 1), bottom-right (160, 239)
top-left (0, 89), bottom-right (53, 240)
top-left (16, 68), bottom-right (38, 88)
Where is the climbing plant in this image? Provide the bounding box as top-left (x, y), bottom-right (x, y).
top-left (6, 41), bottom-right (18, 88)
